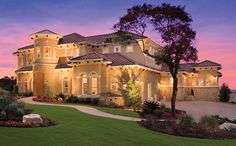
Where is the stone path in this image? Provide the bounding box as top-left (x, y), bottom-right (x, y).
top-left (20, 97), bottom-right (141, 122)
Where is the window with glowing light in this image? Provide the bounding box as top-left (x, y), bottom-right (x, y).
top-left (91, 73), bottom-right (98, 95)
top-left (63, 77), bottom-right (69, 94)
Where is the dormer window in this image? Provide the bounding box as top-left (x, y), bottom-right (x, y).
top-left (114, 45), bottom-right (121, 53)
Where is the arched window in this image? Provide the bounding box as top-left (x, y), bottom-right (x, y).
top-left (62, 77), bottom-right (69, 94)
top-left (90, 73), bottom-right (98, 95)
top-left (44, 48), bottom-right (50, 57)
top-left (81, 74), bottom-right (88, 95)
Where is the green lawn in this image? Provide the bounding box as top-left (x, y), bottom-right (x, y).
top-left (0, 104), bottom-right (235, 146)
top-left (95, 106), bottom-right (140, 118)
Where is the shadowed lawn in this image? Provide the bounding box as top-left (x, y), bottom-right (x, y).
top-left (95, 106), bottom-right (140, 118)
top-left (0, 104), bottom-right (235, 146)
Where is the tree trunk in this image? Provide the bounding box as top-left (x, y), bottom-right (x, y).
top-left (171, 76), bottom-right (178, 117)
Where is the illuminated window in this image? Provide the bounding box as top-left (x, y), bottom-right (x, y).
top-left (44, 48), bottom-right (50, 57)
top-left (147, 83), bottom-right (152, 100)
top-left (36, 48), bottom-right (40, 58)
top-left (91, 73), bottom-right (98, 95)
top-left (205, 78), bottom-right (211, 86)
top-left (27, 54), bottom-right (32, 64)
top-left (63, 77), bottom-right (68, 94)
top-left (199, 79), bottom-right (204, 86)
top-left (192, 78), bottom-right (197, 86)
top-left (81, 74), bottom-right (88, 95)
top-left (114, 45), bottom-right (121, 53)
top-left (126, 45), bottom-right (134, 53)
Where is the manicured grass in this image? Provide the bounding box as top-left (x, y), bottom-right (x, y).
top-left (95, 106), bottom-right (140, 118)
top-left (0, 104), bottom-right (235, 146)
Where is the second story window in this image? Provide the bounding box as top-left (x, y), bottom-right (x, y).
top-left (126, 45), bottom-right (134, 53)
top-left (36, 48), bottom-right (40, 58)
top-left (114, 45), bottom-right (121, 53)
top-left (44, 48), bottom-right (50, 57)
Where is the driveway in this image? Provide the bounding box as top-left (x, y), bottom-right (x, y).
top-left (165, 101), bottom-right (236, 122)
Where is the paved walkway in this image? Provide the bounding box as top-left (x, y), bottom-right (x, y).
top-left (20, 97), bottom-right (141, 122)
top-left (164, 101), bottom-right (236, 122)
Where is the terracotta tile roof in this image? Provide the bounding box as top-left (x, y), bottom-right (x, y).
top-left (161, 60), bottom-right (221, 72)
top-left (33, 29), bottom-right (58, 35)
top-left (194, 60), bottom-right (221, 67)
top-left (18, 44), bottom-right (34, 50)
top-left (71, 52), bottom-right (136, 66)
top-left (85, 31), bottom-right (147, 44)
top-left (104, 53), bottom-right (137, 66)
top-left (18, 31), bottom-right (146, 50)
top-left (15, 66), bottom-right (33, 72)
top-left (55, 57), bottom-right (72, 69)
top-left (59, 33), bottom-right (85, 44)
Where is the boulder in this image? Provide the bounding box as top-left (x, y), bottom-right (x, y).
top-left (23, 114), bottom-right (43, 124)
top-left (219, 122), bottom-right (236, 131)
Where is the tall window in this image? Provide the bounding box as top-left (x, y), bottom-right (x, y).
top-left (91, 73), bottom-right (98, 95)
top-left (81, 74), bottom-right (88, 95)
top-left (63, 77), bottom-right (69, 94)
top-left (36, 48), bottom-right (40, 58)
top-left (199, 79), bottom-right (204, 86)
top-left (44, 48), bottom-right (50, 57)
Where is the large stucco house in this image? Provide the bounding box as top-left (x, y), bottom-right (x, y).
top-left (13, 29), bottom-right (222, 105)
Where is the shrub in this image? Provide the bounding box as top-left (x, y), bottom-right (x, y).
top-left (219, 83), bottom-right (232, 102)
top-left (179, 114), bottom-right (194, 128)
top-left (142, 101), bottom-right (160, 114)
top-left (56, 93), bottom-right (66, 100)
top-left (153, 109), bottom-right (164, 118)
top-left (0, 96), bottom-right (25, 120)
top-left (65, 95), bottom-right (79, 103)
top-left (23, 92), bottom-right (33, 97)
top-left (127, 83), bottom-right (142, 111)
top-left (91, 98), bottom-right (99, 105)
top-left (199, 116), bottom-right (220, 130)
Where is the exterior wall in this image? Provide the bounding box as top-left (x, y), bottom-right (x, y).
top-left (106, 66), bottom-right (160, 102)
top-left (16, 72), bottom-right (33, 93)
top-left (159, 67), bottom-right (220, 101)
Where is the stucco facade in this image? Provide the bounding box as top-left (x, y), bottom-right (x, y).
top-left (14, 29), bottom-right (222, 104)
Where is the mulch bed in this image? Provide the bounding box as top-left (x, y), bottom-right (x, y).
top-left (138, 116), bottom-right (236, 139)
top-left (0, 117), bottom-right (56, 128)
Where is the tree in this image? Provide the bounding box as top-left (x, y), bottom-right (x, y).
top-left (127, 83), bottom-right (142, 111)
top-left (149, 3), bottom-right (198, 117)
top-left (116, 68), bottom-right (143, 107)
top-left (219, 83), bottom-right (231, 102)
top-left (115, 3), bottom-right (197, 117)
top-left (113, 3), bottom-right (152, 51)
top-left (0, 76), bottom-right (17, 94)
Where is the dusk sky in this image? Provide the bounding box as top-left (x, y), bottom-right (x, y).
top-left (0, 0), bottom-right (235, 88)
